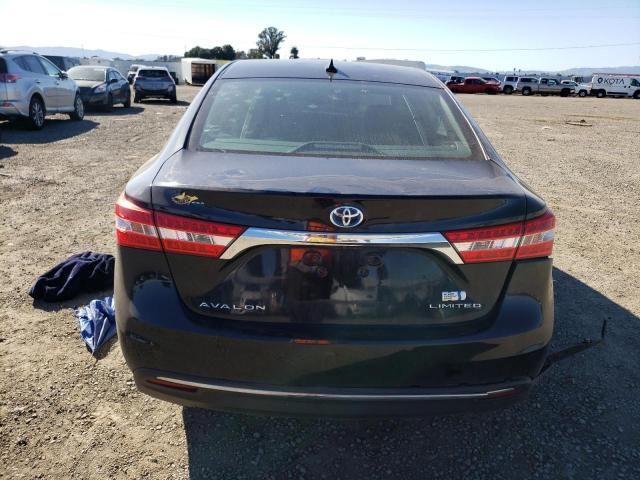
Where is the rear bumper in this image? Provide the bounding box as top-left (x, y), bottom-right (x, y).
top-left (115, 247), bottom-right (553, 415)
top-left (134, 87), bottom-right (175, 98)
top-left (135, 368), bottom-right (532, 416)
top-left (0, 100), bottom-right (28, 118)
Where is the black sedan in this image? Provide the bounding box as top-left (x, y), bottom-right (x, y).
top-left (115, 60), bottom-right (555, 416)
top-left (67, 66), bottom-right (131, 111)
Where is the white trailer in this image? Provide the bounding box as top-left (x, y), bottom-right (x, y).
top-left (590, 73), bottom-right (640, 98)
top-left (181, 58), bottom-right (222, 86)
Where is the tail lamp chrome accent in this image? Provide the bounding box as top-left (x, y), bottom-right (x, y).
top-left (220, 228), bottom-right (463, 264)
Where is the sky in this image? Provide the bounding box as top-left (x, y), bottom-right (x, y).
top-left (2, 0), bottom-right (639, 71)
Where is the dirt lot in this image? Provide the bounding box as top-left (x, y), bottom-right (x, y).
top-left (1, 87), bottom-right (639, 479)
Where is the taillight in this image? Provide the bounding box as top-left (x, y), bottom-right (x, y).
top-left (115, 193), bottom-right (245, 258)
top-left (515, 210), bottom-right (555, 259)
top-left (155, 211), bottom-right (245, 258)
top-left (444, 210), bottom-right (555, 263)
top-left (115, 194), bottom-right (162, 251)
top-left (0, 73), bottom-right (20, 83)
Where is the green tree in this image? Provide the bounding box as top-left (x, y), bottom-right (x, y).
top-left (184, 45), bottom-right (237, 60)
top-left (257, 27), bottom-right (286, 59)
top-left (220, 44), bottom-right (236, 60)
top-left (247, 48), bottom-right (264, 59)
top-left (184, 46), bottom-right (208, 58)
top-left (289, 46), bottom-right (299, 59)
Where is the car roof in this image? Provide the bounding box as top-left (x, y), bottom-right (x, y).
top-left (221, 59), bottom-right (442, 88)
top-left (138, 66), bottom-right (168, 70)
top-left (0, 49), bottom-right (39, 56)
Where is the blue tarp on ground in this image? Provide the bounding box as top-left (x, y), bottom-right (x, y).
top-left (74, 296), bottom-right (116, 355)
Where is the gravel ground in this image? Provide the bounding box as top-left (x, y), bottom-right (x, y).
top-left (1, 87), bottom-right (639, 479)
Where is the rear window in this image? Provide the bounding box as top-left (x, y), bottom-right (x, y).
top-left (190, 78), bottom-right (484, 160)
top-left (138, 69), bottom-right (170, 78)
top-left (68, 67), bottom-right (106, 82)
top-left (505, 76), bottom-right (517, 82)
top-left (0, 58), bottom-right (6, 74)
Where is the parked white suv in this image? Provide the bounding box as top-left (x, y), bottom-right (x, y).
top-left (502, 75), bottom-right (518, 94)
top-left (0, 49), bottom-right (84, 129)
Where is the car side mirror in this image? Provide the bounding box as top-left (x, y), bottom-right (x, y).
top-left (109, 78), bottom-right (118, 84)
top-left (59, 72), bottom-right (68, 80)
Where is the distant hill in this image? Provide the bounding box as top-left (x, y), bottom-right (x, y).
top-left (558, 66), bottom-right (640, 75)
top-left (425, 64), bottom-right (491, 73)
top-left (5, 46), bottom-right (164, 61)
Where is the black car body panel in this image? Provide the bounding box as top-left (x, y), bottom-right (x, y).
top-left (68, 66), bottom-right (130, 108)
top-left (115, 60), bottom-right (555, 415)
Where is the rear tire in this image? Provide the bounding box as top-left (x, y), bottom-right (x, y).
top-left (596, 90), bottom-right (606, 98)
top-left (69, 94), bottom-right (84, 121)
top-left (560, 89), bottom-right (570, 97)
top-left (522, 87), bottom-right (532, 96)
top-left (633, 90), bottom-right (640, 99)
top-left (134, 94), bottom-right (141, 103)
top-left (170, 95), bottom-right (177, 104)
top-left (123, 92), bottom-right (131, 108)
top-left (503, 86), bottom-right (513, 94)
top-left (27, 96), bottom-right (45, 130)
top-left (578, 90), bottom-right (587, 97)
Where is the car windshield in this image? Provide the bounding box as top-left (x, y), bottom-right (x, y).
top-left (68, 67), bottom-right (106, 82)
top-left (138, 69), bottom-right (170, 78)
top-left (190, 78), bottom-right (484, 160)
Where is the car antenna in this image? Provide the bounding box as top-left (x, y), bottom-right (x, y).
top-left (325, 59), bottom-right (337, 80)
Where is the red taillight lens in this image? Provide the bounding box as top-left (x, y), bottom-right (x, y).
top-left (516, 210), bottom-right (555, 259)
top-left (115, 193), bottom-right (245, 258)
top-left (444, 222), bottom-right (523, 263)
top-left (444, 210), bottom-right (555, 263)
top-left (155, 211), bottom-right (245, 258)
top-left (115, 194), bottom-right (162, 251)
top-left (0, 73), bottom-right (20, 83)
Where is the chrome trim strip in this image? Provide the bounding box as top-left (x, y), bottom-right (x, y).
top-left (220, 228), bottom-right (463, 264)
top-left (155, 376), bottom-right (514, 400)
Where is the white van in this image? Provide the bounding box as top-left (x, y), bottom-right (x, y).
top-left (590, 74), bottom-right (640, 98)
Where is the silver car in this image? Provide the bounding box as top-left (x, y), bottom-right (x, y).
top-left (132, 67), bottom-right (177, 103)
top-left (0, 49), bottom-right (84, 129)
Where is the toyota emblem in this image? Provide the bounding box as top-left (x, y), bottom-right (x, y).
top-left (329, 206), bottom-right (364, 228)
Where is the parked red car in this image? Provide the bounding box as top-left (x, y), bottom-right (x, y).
top-left (448, 77), bottom-right (501, 94)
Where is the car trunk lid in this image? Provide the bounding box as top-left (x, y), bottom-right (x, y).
top-left (149, 150), bottom-right (527, 331)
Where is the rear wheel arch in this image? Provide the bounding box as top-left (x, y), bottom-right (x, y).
top-left (26, 93), bottom-right (46, 130)
top-left (522, 87), bottom-right (532, 96)
top-left (30, 92), bottom-right (46, 114)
